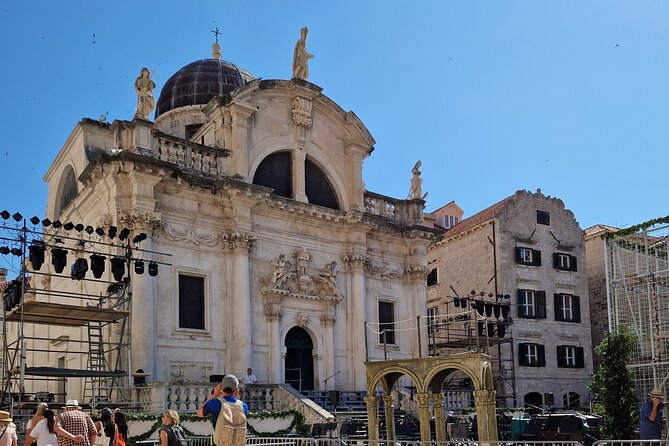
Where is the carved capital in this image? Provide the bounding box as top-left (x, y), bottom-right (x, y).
top-left (364, 395), bottom-right (379, 407)
top-left (222, 231), bottom-right (256, 252)
top-left (343, 254), bottom-right (367, 272)
top-left (118, 211), bottom-right (162, 232)
top-left (292, 96), bottom-right (313, 127)
top-left (473, 389), bottom-right (497, 406)
top-left (264, 304), bottom-right (283, 322)
top-left (416, 392), bottom-right (431, 408)
top-left (405, 264), bottom-right (427, 281)
top-left (320, 313), bottom-right (336, 326)
top-left (382, 394), bottom-right (395, 407)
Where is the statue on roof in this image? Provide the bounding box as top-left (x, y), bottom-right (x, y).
top-left (408, 161), bottom-right (425, 200)
top-left (134, 67), bottom-right (156, 120)
top-left (292, 26), bottom-right (314, 80)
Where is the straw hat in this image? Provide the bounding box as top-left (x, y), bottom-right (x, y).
top-left (0, 411), bottom-right (12, 422)
top-left (63, 399), bottom-right (79, 409)
top-left (648, 388), bottom-right (664, 399)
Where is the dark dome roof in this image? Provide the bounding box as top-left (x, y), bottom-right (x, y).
top-left (155, 59), bottom-right (254, 118)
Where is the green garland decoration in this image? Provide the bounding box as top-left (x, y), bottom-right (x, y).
top-left (601, 215), bottom-right (669, 239)
top-left (122, 409), bottom-right (306, 444)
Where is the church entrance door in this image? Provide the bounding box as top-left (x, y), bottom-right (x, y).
top-left (284, 326), bottom-right (314, 391)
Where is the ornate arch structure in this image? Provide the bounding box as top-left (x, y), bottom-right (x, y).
top-left (365, 352), bottom-right (498, 444)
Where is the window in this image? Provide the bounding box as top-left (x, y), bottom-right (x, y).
top-left (515, 247), bottom-right (541, 266)
top-left (378, 301), bottom-right (396, 345)
top-left (427, 307), bottom-right (438, 334)
top-left (443, 215), bottom-right (460, 229)
top-left (426, 268), bottom-right (438, 287)
top-left (557, 346), bottom-right (585, 368)
top-left (178, 274), bottom-right (205, 330)
top-left (563, 392), bottom-right (580, 408)
top-left (517, 289), bottom-right (546, 319)
top-left (519, 343), bottom-right (545, 367)
top-left (554, 294), bottom-right (581, 322)
top-left (185, 124), bottom-right (203, 140)
top-left (537, 210), bottom-right (550, 225)
top-left (553, 253), bottom-right (578, 271)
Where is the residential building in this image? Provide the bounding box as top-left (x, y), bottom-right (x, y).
top-left (427, 189), bottom-right (592, 409)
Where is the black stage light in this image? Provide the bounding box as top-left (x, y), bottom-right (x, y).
top-left (501, 303), bottom-right (510, 320)
top-left (0, 247), bottom-right (9, 255)
top-left (63, 222), bottom-right (74, 231)
top-left (110, 257), bottom-right (126, 282)
top-left (42, 218), bottom-right (52, 227)
top-left (148, 261), bottom-right (158, 277)
top-left (497, 322), bottom-right (507, 338)
top-left (85, 226), bottom-right (94, 235)
top-left (132, 233), bottom-right (147, 244)
top-left (108, 226), bottom-right (118, 239)
top-left (74, 224), bottom-right (84, 232)
top-left (71, 258), bottom-right (89, 280)
top-left (487, 322), bottom-right (496, 337)
top-left (52, 220), bottom-right (62, 229)
top-left (28, 241), bottom-right (46, 271)
top-left (485, 303), bottom-right (493, 318)
top-left (51, 248), bottom-right (68, 273)
top-left (119, 228), bottom-right (131, 241)
top-left (12, 212), bottom-right (22, 222)
top-left (493, 303), bottom-right (501, 319)
top-left (134, 260), bottom-right (145, 274)
top-left (90, 254), bottom-right (106, 278)
top-left (0, 210), bottom-right (9, 220)
top-left (10, 248), bottom-right (22, 256)
top-left (95, 228), bottom-right (105, 237)
top-left (30, 216), bottom-right (41, 225)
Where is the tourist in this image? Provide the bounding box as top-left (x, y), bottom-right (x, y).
top-left (25, 403), bottom-right (48, 446)
top-left (242, 368), bottom-right (258, 385)
top-left (197, 375), bottom-right (248, 446)
top-left (94, 408), bottom-right (117, 446)
top-left (56, 400), bottom-right (97, 446)
top-left (28, 410), bottom-right (83, 446)
top-left (159, 410), bottom-right (186, 446)
top-left (112, 411), bottom-right (128, 446)
top-left (640, 388), bottom-right (668, 439)
top-left (0, 411), bottom-right (17, 446)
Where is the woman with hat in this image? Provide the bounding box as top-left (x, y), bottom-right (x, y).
top-left (640, 388), bottom-right (668, 439)
top-left (0, 411), bottom-right (17, 446)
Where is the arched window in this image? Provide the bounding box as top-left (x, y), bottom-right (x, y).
top-left (524, 392), bottom-right (543, 412)
top-left (252, 152), bottom-right (292, 199)
top-left (305, 158), bottom-right (339, 210)
top-left (55, 166), bottom-right (78, 217)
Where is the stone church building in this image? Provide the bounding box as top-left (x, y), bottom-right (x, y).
top-left (31, 40), bottom-right (440, 400)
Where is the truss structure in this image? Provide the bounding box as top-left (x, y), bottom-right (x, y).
top-left (605, 220), bottom-right (669, 400)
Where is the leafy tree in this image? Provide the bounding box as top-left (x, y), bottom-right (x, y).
top-left (588, 325), bottom-right (638, 439)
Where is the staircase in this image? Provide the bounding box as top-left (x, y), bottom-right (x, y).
top-left (83, 322), bottom-right (109, 405)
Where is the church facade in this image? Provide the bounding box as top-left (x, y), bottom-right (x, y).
top-left (35, 41), bottom-right (439, 399)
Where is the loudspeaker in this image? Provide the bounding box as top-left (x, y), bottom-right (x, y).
top-left (329, 390), bottom-right (340, 407)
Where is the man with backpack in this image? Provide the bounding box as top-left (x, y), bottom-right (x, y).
top-left (197, 375), bottom-right (248, 446)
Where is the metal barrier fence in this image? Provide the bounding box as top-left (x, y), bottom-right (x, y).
top-left (244, 440), bottom-right (585, 446)
top-left (593, 442), bottom-right (669, 446)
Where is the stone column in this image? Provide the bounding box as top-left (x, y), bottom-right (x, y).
top-left (406, 264), bottom-right (428, 357)
top-left (417, 392), bottom-right (432, 445)
top-left (265, 303), bottom-right (283, 384)
top-left (432, 392), bottom-right (446, 443)
top-left (223, 231), bottom-right (256, 377)
top-left (320, 312), bottom-right (336, 390)
top-left (344, 252), bottom-right (367, 388)
top-left (292, 147), bottom-right (307, 203)
top-left (473, 389), bottom-right (499, 443)
top-left (229, 105), bottom-right (255, 181)
top-left (364, 395), bottom-right (379, 444)
top-left (382, 394), bottom-right (396, 441)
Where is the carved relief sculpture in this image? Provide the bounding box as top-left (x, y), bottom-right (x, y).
top-left (292, 26), bottom-right (314, 80)
top-left (270, 254), bottom-right (293, 288)
top-left (295, 247), bottom-right (310, 278)
top-left (134, 67), bottom-right (156, 120)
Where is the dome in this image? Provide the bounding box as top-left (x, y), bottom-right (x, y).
top-left (155, 59), bottom-right (254, 118)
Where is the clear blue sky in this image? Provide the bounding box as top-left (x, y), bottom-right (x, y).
top-left (1, 1), bottom-right (667, 233)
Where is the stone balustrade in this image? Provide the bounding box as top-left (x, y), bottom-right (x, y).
top-left (154, 133), bottom-right (223, 176)
top-left (363, 192), bottom-right (424, 226)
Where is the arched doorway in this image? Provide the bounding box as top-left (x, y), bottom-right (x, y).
top-left (285, 326), bottom-right (314, 391)
top-left (524, 391), bottom-right (543, 411)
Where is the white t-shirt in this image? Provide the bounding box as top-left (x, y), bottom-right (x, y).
top-left (242, 374), bottom-right (257, 384)
top-left (29, 419), bottom-right (57, 446)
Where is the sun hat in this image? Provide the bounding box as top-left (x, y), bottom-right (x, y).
top-left (649, 388), bottom-right (664, 398)
top-left (221, 374), bottom-right (239, 391)
top-left (0, 411), bottom-right (12, 422)
top-left (63, 399), bottom-right (79, 408)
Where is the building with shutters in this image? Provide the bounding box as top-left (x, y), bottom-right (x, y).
top-left (6, 39), bottom-right (441, 403)
top-left (427, 189), bottom-right (593, 409)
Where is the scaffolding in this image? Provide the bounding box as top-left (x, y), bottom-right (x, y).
top-left (605, 219), bottom-right (669, 400)
top-left (0, 215), bottom-right (164, 410)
